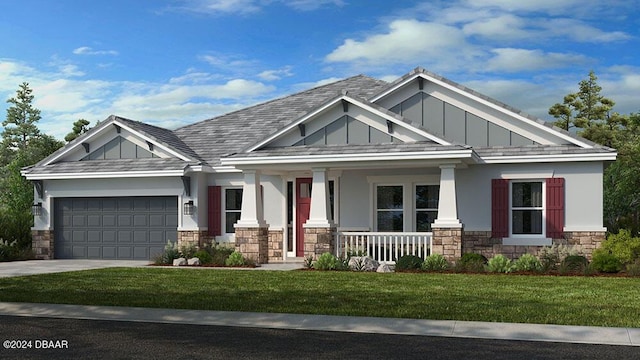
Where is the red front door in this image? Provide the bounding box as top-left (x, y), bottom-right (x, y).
top-left (295, 178), bottom-right (312, 257)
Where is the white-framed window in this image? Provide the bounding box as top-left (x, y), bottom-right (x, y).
top-left (510, 181), bottom-right (544, 237)
top-left (224, 188), bottom-right (243, 234)
top-left (374, 183), bottom-right (439, 232)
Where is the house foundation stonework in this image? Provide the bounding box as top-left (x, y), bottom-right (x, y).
top-left (304, 227), bottom-right (335, 259)
top-left (431, 227), bottom-right (463, 263)
top-left (31, 230), bottom-right (54, 260)
top-left (235, 227), bottom-right (269, 264)
top-left (177, 230), bottom-right (209, 248)
top-left (564, 231), bottom-right (606, 260)
top-left (268, 229), bottom-right (284, 261)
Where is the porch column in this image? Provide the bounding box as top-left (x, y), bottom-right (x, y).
top-left (433, 164), bottom-right (462, 228)
top-left (235, 170), bottom-right (266, 228)
top-left (432, 164), bottom-right (463, 263)
top-left (304, 168), bottom-right (335, 258)
top-left (234, 170), bottom-right (268, 263)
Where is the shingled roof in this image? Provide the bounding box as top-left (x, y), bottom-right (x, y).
top-left (173, 75), bottom-right (389, 167)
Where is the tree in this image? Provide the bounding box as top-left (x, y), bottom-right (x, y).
top-left (548, 71), bottom-right (618, 143)
top-left (64, 119), bottom-right (91, 142)
top-left (2, 82), bottom-right (42, 154)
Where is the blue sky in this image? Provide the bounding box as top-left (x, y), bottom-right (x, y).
top-left (1, 0), bottom-right (639, 140)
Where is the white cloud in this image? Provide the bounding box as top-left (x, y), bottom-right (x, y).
top-left (485, 48), bottom-right (590, 72)
top-left (169, 0), bottom-right (344, 15)
top-left (286, 0), bottom-right (345, 11)
top-left (258, 66), bottom-right (293, 81)
top-left (542, 19), bottom-right (631, 42)
top-left (462, 14), bottom-right (529, 40)
top-left (73, 46), bottom-right (119, 56)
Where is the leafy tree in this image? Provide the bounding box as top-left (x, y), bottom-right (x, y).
top-left (64, 119), bottom-right (91, 142)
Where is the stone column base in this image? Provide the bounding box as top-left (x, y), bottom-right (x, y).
top-left (304, 227), bottom-right (336, 259)
top-left (431, 227), bottom-right (462, 263)
top-left (268, 229), bottom-right (284, 262)
top-left (564, 231), bottom-right (606, 260)
top-left (177, 230), bottom-right (209, 249)
top-left (235, 227), bottom-right (269, 264)
top-left (31, 230), bottom-right (54, 260)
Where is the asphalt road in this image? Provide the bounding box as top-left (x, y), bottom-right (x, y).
top-left (0, 315), bottom-right (638, 359)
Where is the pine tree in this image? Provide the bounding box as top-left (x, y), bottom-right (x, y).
top-left (2, 82), bottom-right (42, 154)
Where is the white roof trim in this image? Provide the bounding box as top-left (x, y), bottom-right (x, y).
top-left (479, 152), bottom-right (616, 164)
top-left (245, 95), bottom-right (450, 152)
top-left (222, 149), bottom-right (475, 166)
top-left (372, 72), bottom-right (594, 149)
top-left (23, 169), bottom-right (185, 180)
top-left (41, 118), bottom-right (193, 166)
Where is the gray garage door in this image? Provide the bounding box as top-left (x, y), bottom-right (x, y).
top-left (54, 197), bottom-right (178, 260)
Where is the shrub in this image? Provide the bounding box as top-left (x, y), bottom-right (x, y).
top-left (626, 260), bottom-right (640, 277)
top-left (179, 243), bottom-right (198, 259)
top-left (422, 254), bottom-right (449, 271)
top-left (303, 255), bottom-right (314, 269)
top-left (538, 244), bottom-right (581, 271)
top-left (225, 251), bottom-right (246, 267)
top-left (455, 253), bottom-right (487, 273)
top-left (313, 252), bottom-right (340, 270)
top-left (512, 254), bottom-right (542, 272)
top-left (193, 250), bottom-right (213, 264)
top-left (591, 250), bottom-right (622, 273)
top-left (487, 254), bottom-right (513, 273)
top-left (395, 255), bottom-right (424, 271)
top-left (0, 239), bottom-right (20, 262)
top-left (600, 230), bottom-right (640, 265)
top-left (154, 240), bottom-right (180, 265)
top-left (561, 255), bottom-right (589, 273)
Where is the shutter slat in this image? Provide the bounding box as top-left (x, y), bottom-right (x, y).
top-left (492, 179), bottom-right (509, 238)
top-left (546, 178), bottom-right (565, 238)
top-left (208, 186), bottom-right (222, 237)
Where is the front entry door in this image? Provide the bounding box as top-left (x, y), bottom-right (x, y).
top-left (295, 178), bottom-right (312, 257)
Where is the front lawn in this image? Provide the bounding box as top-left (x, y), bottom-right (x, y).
top-left (0, 268), bottom-right (638, 327)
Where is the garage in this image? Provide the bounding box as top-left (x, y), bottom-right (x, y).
top-left (54, 196), bottom-right (178, 260)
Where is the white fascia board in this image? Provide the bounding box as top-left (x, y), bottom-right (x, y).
top-left (480, 152), bottom-right (617, 164)
top-left (113, 120), bottom-right (193, 162)
top-left (372, 73), bottom-right (593, 149)
top-left (41, 120), bottom-right (114, 166)
top-left (210, 166), bottom-right (243, 173)
top-left (346, 97), bottom-right (451, 145)
top-left (222, 150), bottom-right (474, 167)
top-left (23, 170), bottom-right (185, 180)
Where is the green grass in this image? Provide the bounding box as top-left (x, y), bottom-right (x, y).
top-left (0, 268), bottom-right (639, 327)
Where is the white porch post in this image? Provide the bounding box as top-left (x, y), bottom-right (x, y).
top-left (235, 170), bottom-right (266, 228)
top-left (305, 168), bottom-right (334, 228)
top-left (433, 164), bottom-right (462, 228)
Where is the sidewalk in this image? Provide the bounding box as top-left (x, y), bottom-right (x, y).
top-left (0, 302), bottom-right (638, 347)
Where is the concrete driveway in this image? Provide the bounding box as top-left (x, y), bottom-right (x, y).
top-left (0, 259), bottom-right (150, 278)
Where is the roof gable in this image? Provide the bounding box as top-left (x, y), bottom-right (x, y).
top-left (372, 67), bottom-right (595, 149)
top-left (245, 94), bottom-right (450, 152)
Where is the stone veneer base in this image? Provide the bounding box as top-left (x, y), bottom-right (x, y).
top-left (235, 227), bottom-right (269, 264)
top-left (31, 230), bottom-right (54, 260)
top-left (177, 230), bottom-right (210, 249)
top-left (303, 227), bottom-right (336, 259)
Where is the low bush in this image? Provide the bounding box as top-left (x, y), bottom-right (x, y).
top-left (422, 254), bottom-right (449, 272)
top-left (179, 243), bottom-right (198, 259)
top-left (455, 253), bottom-right (487, 273)
top-left (303, 255), bottom-right (314, 269)
top-left (512, 254), bottom-right (542, 272)
top-left (560, 255), bottom-right (589, 273)
top-left (591, 250), bottom-right (622, 273)
top-left (154, 240), bottom-right (180, 265)
top-left (600, 230), bottom-right (640, 265)
top-left (193, 250), bottom-right (213, 264)
top-left (225, 251), bottom-right (246, 267)
top-left (538, 244), bottom-right (580, 271)
top-left (395, 255), bottom-right (424, 271)
top-left (487, 254), bottom-right (513, 273)
top-left (626, 260), bottom-right (640, 277)
top-left (313, 252), bottom-right (340, 270)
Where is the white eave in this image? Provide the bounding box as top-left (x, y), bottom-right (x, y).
top-left (222, 149), bottom-right (476, 167)
top-left (479, 152), bottom-right (617, 164)
top-left (23, 169), bottom-right (186, 180)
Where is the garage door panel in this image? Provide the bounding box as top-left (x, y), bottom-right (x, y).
top-left (134, 215), bottom-right (148, 226)
top-left (55, 196), bottom-right (177, 260)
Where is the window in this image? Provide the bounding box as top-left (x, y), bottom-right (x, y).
top-left (375, 184), bottom-right (439, 232)
top-left (511, 182), bottom-right (543, 235)
top-left (376, 185), bottom-right (403, 231)
top-left (416, 185), bottom-right (439, 232)
top-left (224, 188), bottom-right (242, 233)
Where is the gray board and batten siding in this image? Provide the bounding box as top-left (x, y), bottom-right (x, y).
top-left (389, 92), bottom-right (536, 146)
top-left (54, 196), bottom-right (178, 260)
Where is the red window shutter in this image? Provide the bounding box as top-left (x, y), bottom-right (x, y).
top-left (546, 178), bottom-right (565, 238)
top-left (208, 186), bottom-right (222, 236)
top-left (491, 179), bottom-right (509, 238)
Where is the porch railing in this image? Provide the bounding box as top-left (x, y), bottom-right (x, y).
top-left (335, 231), bottom-right (432, 263)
